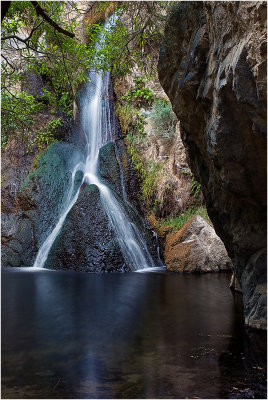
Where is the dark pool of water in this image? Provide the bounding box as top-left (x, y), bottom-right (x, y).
top-left (1, 268), bottom-right (266, 399)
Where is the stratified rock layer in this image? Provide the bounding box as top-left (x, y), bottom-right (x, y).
top-left (158, 1), bottom-right (267, 329)
top-left (165, 216), bottom-right (232, 272)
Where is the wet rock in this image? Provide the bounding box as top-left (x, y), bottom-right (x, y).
top-left (1, 212), bottom-right (36, 267)
top-left (230, 273), bottom-right (242, 293)
top-left (98, 142), bottom-right (122, 196)
top-left (1, 141), bottom-right (83, 267)
top-left (113, 137), bottom-right (142, 210)
top-left (164, 216), bottom-right (232, 272)
top-left (158, 1), bottom-right (267, 328)
top-left (23, 142), bottom-right (83, 249)
top-left (1, 136), bottom-right (36, 215)
top-left (45, 184), bottom-right (128, 272)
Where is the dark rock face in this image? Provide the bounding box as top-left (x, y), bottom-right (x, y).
top-left (98, 141), bottom-right (122, 196)
top-left (158, 1), bottom-right (267, 329)
top-left (2, 142), bottom-right (83, 267)
top-left (1, 211), bottom-right (36, 267)
top-left (45, 185), bottom-right (128, 272)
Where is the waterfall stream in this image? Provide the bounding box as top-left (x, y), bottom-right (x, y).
top-left (33, 17), bottom-right (161, 271)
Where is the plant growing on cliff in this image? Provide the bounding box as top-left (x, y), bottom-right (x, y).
top-left (163, 206), bottom-right (210, 231)
top-left (127, 138), bottom-right (162, 208)
top-left (190, 173), bottom-right (202, 198)
top-left (150, 99), bottom-right (177, 138)
top-left (122, 78), bottom-right (155, 106)
top-left (116, 104), bottom-right (146, 139)
top-left (141, 161), bottom-right (162, 206)
top-left (33, 117), bottom-right (63, 150)
top-left (1, 91), bottom-right (42, 148)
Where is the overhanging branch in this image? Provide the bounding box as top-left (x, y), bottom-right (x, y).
top-left (30, 1), bottom-right (75, 38)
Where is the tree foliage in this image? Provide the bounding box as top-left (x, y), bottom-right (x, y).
top-left (1, 1), bottom-right (93, 144)
top-left (1, 1), bottom-right (172, 148)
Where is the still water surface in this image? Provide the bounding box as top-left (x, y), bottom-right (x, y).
top-left (2, 269), bottom-right (266, 398)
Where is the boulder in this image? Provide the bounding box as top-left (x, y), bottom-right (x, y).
top-left (158, 1), bottom-right (267, 328)
top-left (164, 216), bottom-right (232, 272)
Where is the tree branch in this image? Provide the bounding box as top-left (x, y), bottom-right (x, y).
top-left (1, 34), bottom-right (27, 43)
top-left (1, 54), bottom-right (16, 71)
top-left (30, 1), bottom-right (75, 38)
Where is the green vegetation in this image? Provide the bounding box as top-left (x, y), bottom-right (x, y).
top-left (33, 117), bottom-right (63, 150)
top-left (163, 206), bottom-right (210, 231)
top-left (1, 134), bottom-right (8, 150)
top-left (116, 104), bottom-right (134, 135)
top-left (127, 139), bottom-right (162, 208)
top-left (1, 1), bottom-right (92, 145)
top-left (190, 173), bottom-right (202, 197)
top-left (1, 1), bottom-right (172, 149)
top-left (150, 99), bottom-right (177, 138)
top-left (141, 161), bottom-right (162, 205)
top-left (116, 104), bottom-right (146, 139)
top-left (122, 78), bottom-right (155, 106)
top-left (1, 91), bottom-right (43, 149)
top-left (182, 170), bottom-right (202, 198)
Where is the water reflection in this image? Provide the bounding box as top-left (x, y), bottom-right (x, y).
top-left (1, 270), bottom-right (266, 399)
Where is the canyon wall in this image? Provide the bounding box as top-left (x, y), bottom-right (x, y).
top-left (158, 1), bottom-right (267, 329)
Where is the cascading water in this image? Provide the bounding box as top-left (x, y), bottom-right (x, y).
top-left (33, 16), bottom-right (161, 271)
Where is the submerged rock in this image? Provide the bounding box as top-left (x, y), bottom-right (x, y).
top-left (158, 1), bottom-right (267, 328)
top-left (164, 216), bottom-right (232, 272)
top-left (45, 184), bottom-right (127, 272)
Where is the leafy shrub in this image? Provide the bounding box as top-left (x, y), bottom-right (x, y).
top-left (150, 99), bottom-right (177, 138)
top-left (1, 91), bottom-right (42, 140)
top-left (122, 77), bottom-right (155, 106)
top-left (33, 117), bottom-right (63, 151)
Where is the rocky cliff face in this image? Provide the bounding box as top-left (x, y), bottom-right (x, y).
top-left (158, 1), bottom-right (267, 329)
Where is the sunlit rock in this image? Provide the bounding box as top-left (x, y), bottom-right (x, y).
top-left (165, 216), bottom-right (232, 273)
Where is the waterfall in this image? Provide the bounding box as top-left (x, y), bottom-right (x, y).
top-left (33, 16), bottom-right (161, 271)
